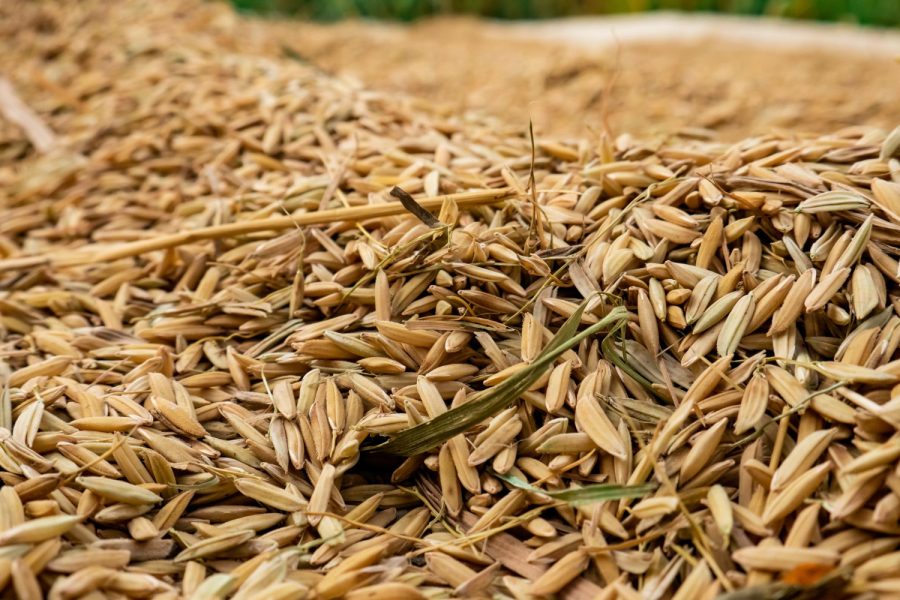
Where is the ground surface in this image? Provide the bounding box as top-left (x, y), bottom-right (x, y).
top-left (248, 13), bottom-right (900, 140)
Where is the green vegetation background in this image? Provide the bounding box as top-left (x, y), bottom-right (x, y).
top-left (232, 0), bottom-right (899, 26)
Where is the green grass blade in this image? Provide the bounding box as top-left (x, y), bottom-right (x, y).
top-left (373, 303), bottom-right (629, 456)
top-left (495, 471), bottom-right (656, 505)
top-left (600, 332), bottom-right (670, 401)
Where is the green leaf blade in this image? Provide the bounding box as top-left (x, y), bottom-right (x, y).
top-left (373, 303), bottom-right (628, 456)
top-left (496, 471), bottom-right (656, 506)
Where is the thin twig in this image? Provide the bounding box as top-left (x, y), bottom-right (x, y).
top-left (0, 77), bottom-right (57, 153)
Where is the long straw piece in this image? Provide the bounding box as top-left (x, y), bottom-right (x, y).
top-left (0, 187), bottom-right (516, 272)
top-left (0, 77), bottom-right (58, 154)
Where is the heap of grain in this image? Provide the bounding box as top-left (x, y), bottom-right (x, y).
top-left (2, 0), bottom-right (900, 598)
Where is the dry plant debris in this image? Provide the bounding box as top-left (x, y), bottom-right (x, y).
top-left (2, 1), bottom-right (900, 599)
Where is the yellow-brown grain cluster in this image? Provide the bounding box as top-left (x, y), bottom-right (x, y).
top-left (1, 1), bottom-right (900, 598)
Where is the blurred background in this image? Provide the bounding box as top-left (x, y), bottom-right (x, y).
top-left (227, 0), bottom-right (900, 141)
top-left (234, 0), bottom-right (900, 26)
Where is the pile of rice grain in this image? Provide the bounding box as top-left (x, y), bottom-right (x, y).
top-left (2, 1), bottom-right (900, 599)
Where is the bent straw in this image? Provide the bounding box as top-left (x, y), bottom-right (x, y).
top-left (0, 187), bottom-right (515, 272)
